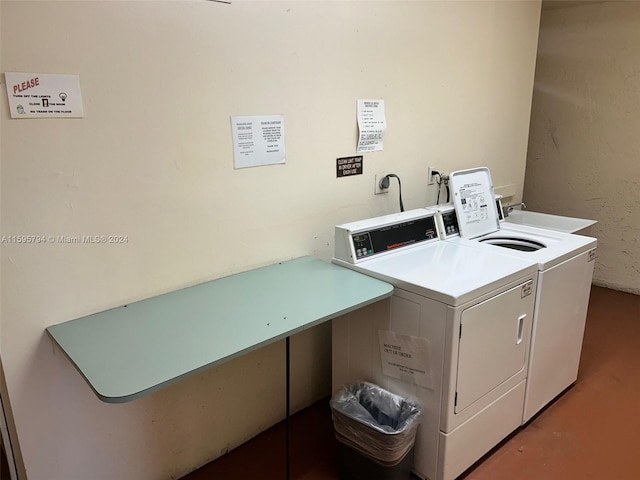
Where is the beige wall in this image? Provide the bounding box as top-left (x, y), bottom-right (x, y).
top-left (524, 1), bottom-right (640, 294)
top-left (1, 1), bottom-right (541, 479)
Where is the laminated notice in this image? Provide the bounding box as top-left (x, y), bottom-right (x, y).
top-left (378, 330), bottom-right (432, 389)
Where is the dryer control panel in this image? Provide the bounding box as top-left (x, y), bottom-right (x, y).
top-left (334, 210), bottom-right (439, 264)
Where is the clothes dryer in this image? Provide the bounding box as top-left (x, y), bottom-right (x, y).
top-left (433, 167), bottom-right (597, 423)
top-left (332, 209), bottom-right (538, 480)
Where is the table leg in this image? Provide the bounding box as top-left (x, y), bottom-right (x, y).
top-left (286, 335), bottom-right (291, 480)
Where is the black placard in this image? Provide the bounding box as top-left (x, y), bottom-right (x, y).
top-left (336, 156), bottom-right (363, 178)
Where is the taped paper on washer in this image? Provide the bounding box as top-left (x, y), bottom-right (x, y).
top-left (379, 330), bottom-right (432, 389)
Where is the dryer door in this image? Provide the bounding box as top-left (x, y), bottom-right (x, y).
top-left (455, 280), bottom-right (534, 413)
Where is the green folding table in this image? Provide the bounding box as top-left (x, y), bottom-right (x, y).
top-left (47, 256), bottom-right (393, 478)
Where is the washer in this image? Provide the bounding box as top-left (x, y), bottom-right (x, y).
top-left (433, 167), bottom-right (598, 423)
top-left (332, 209), bottom-right (539, 480)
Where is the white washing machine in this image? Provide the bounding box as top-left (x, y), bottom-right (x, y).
top-left (433, 167), bottom-right (598, 423)
top-left (332, 209), bottom-right (539, 480)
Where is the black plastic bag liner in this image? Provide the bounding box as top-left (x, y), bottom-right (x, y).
top-left (330, 381), bottom-right (423, 467)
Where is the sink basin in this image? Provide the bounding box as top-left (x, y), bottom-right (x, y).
top-left (504, 210), bottom-right (597, 235)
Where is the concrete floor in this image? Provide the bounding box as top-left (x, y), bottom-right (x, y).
top-left (182, 286), bottom-right (640, 480)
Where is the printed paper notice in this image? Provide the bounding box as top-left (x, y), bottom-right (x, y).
top-left (357, 99), bottom-right (386, 153)
top-left (5, 72), bottom-right (84, 118)
top-left (231, 115), bottom-right (286, 169)
top-left (458, 182), bottom-right (491, 224)
top-left (379, 330), bottom-right (432, 389)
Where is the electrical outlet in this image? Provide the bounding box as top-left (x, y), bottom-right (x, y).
top-left (375, 173), bottom-right (389, 194)
top-left (428, 167), bottom-right (437, 185)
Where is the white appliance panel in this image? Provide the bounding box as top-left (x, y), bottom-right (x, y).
top-left (333, 240), bottom-right (537, 307)
top-left (333, 289), bottom-right (448, 480)
top-left (438, 381), bottom-right (526, 480)
top-left (494, 222), bottom-right (597, 269)
top-left (523, 250), bottom-right (595, 421)
top-left (456, 282), bottom-right (533, 413)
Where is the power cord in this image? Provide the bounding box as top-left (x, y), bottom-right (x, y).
top-left (443, 175), bottom-right (450, 203)
top-left (380, 174), bottom-right (404, 212)
top-left (433, 171), bottom-right (450, 205)
top-left (432, 170), bottom-right (442, 204)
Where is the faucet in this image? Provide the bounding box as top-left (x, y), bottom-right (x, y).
top-left (503, 202), bottom-right (526, 218)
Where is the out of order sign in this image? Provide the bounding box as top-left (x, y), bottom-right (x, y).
top-left (378, 330), bottom-right (432, 389)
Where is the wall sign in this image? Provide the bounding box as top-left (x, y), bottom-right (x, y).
top-left (231, 115), bottom-right (286, 169)
top-left (336, 155), bottom-right (363, 178)
top-left (4, 72), bottom-right (84, 118)
top-left (356, 99), bottom-right (386, 153)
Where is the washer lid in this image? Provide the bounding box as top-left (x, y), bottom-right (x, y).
top-left (450, 167), bottom-right (500, 239)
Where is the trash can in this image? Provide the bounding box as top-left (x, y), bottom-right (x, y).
top-left (330, 381), bottom-right (423, 480)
